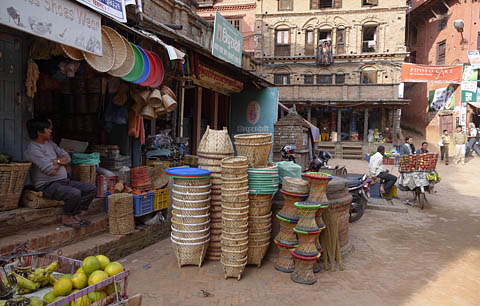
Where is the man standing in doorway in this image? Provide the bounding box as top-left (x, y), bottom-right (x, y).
top-left (24, 118), bottom-right (96, 228)
top-left (453, 126), bottom-right (467, 165)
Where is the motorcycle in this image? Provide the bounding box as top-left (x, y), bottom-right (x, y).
top-left (344, 173), bottom-right (372, 223)
top-left (281, 145), bottom-right (296, 162)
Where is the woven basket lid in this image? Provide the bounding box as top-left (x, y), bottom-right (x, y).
top-left (132, 46), bottom-right (150, 84)
top-left (140, 104), bottom-right (155, 119)
top-left (198, 126), bottom-right (234, 154)
top-left (149, 52), bottom-right (165, 88)
top-left (148, 89), bottom-right (164, 108)
top-left (109, 38), bottom-right (135, 77)
top-left (162, 94), bottom-right (177, 112)
top-left (82, 28), bottom-right (115, 73)
top-left (161, 85), bottom-right (176, 100)
top-left (139, 50), bottom-right (157, 87)
top-left (61, 44), bottom-right (83, 61)
top-left (121, 44), bottom-right (144, 82)
top-left (102, 26), bottom-right (127, 70)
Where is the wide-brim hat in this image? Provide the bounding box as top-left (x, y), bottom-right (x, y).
top-left (109, 38), bottom-right (135, 77)
top-left (162, 94), bottom-right (177, 112)
top-left (132, 46), bottom-right (150, 84)
top-left (61, 44), bottom-right (84, 61)
top-left (132, 88), bottom-right (151, 106)
top-left (139, 50), bottom-right (157, 87)
top-left (82, 28), bottom-right (115, 72)
top-left (148, 89), bottom-right (163, 108)
top-left (149, 52), bottom-right (165, 88)
top-left (102, 26), bottom-right (127, 71)
top-left (121, 43), bottom-right (144, 82)
top-left (141, 104), bottom-right (155, 119)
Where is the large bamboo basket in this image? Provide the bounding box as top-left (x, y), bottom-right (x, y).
top-left (248, 229), bottom-right (271, 241)
top-left (282, 177), bottom-right (309, 194)
top-left (222, 192), bottom-right (249, 202)
top-left (222, 174), bottom-right (248, 182)
top-left (221, 156), bottom-right (248, 175)
top-left (248, 199), bottom-right (272, 216)
top-left (222, 223), bottom-right (248, 233)
top-left (222, 229), bottom-right (249, 240)
top-left (198, 126), bottom-right (234, 155)
top-left (222, 216), bottom-right (248, 228)
top-left (173, 183), bottom-right (211, 194)
top-left (222, 211), bottom-right (249, 220)
top-left (222, 179), bottom-right (248, 189)
top-left (0, 162), bottom-right (31, 211)
top-left (221, 235), bottom-right (249, 246)
top-left (171, 218), bottom-right (210, 232)
top-left (71, 164), bottom-right (96, 185)
top-left (247, 241), bottom-right (270, 267)
top-left (171, 212), bottom-right (210, 224)
top-left (198, 163), bottom-right (222, 173)
top-left (248, 212), bottom-right (272, 228)
top-left (222, 199), bottom-right (250, 209)
top-left (172, 189), bottom-right (211, 201)
top-left (221, 255), bottom-right (247, 280)
top-left (171, 234), bottom-right (209, 267)
top-left (173, 177), bottom-right (211, 186)
top-left (108, 193), bottom-right (135, 235)
top-left (248, 223), bottom-right (271, 233)
top-left (221, 248), bottom-right (248, 261)
top-left (171, 225), bottom-right (210, 239)
top-left (221, 205), bottom-right (249, 215)
top-left (234, 133), bottom-right (273, 168)
top-left (172, 205), bottom-right (210, 217)
top-left (172, 196), bottom-right (211, 209)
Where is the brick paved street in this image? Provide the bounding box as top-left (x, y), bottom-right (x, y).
top-left (121, 158), bottom-right (480, 306)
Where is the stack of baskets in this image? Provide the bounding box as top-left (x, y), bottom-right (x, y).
top-left (221, 156), bottom-right (249, 280)
top-left (130, 166), bottom-right (152, 191)
top-left (234, 133), bottom-right (272, 168)
top-left (71, 164), bottom-right (96, 185)
top-left (197, 126), bottom-right (234, 260)
top-left (246, 163), bottom-right (279, 267)
top-left (0, 162), bottom-right (31, 211)
top-left (108, 193), bottom-right (135, 235)
top-left (167, 168), bottom-right (211, 268)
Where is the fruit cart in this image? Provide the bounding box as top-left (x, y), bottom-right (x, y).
top-left (397, 153), bottom-right (440, 209)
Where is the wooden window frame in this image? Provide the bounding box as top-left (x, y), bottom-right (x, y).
top-left (362, 25), bottom-right (377, 53)
top-left (336, 28), bottom-right (345, 54)
top-left (275, 29), bottom-right (291, 56)
top-left (362, 0), bottom-right (378, 6)
top-left (228, 19), bottom-right (241, 32)
top-left (304, 75), bottom-right (314, 84)
top-left (361, 70), bottom-right (377, 84)
top-left (305, 30), bottom-right (315, 56)
top-left (436, 40), bottom-right (446, 65)
top-left (316, 74), bottom-right (333, 84)
top-left (336, 73), bottom-right (346, 84)
top-left (274, 73), bottom-right (291, 85)
top-left (278, 0), bottom-right (293, 11)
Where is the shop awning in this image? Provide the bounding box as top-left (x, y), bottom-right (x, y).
top-left (468, 102), bottom-right (480, 109)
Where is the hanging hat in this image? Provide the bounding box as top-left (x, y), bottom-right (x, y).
top-left (109, 37), bottom-right (135, 77)
top-left (140, 104), bottom-right (155, 119)
top-left (154, 106), bottom-right (166, 117)
top-left (161, 85), bottom-right (176, 100)
top-left (82, 28), bottom-right (115, 72)
top-left (148, 89), bottom-right (163, 108)
top-left (102, 26), bottom-right (127, 71)
top-left (61, 44), bottom-right (83, 61)
top-left (162, 94), bottom-right (177, 112)
top-left (148, 52), bottom-right (164, 88)
top-left (121, 43), bottom-right (144, 82)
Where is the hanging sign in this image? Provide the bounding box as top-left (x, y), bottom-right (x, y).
top-left (468, 50), bottom-right (480, 69)
top-left (461, 64), bottom-right (478, 102)
top-left (193, 64), bottom-right (243, 95)
top-left (0, 0), bottom-right (102, 55)
top-left (211, 11), bottom-right (243, 68)
top-left (401, 63), bottom-right (463, 84)
top-left (75, 0), bottom-right (126, 23)
top-left (428, 85), bottom-right (456, 112)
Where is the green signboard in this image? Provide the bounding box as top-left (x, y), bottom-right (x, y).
top-left (461, 64), bottom-right (478, 102)
top-left (212, 11), bottom-right (243, 68)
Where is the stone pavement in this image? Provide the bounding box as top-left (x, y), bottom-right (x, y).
top-left (121, 157), bottom-right (480, 306)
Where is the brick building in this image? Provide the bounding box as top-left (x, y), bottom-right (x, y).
top-left (404, 0), bottom-right (480, 144)
top-left (254, 0), bottom-right (410, 157)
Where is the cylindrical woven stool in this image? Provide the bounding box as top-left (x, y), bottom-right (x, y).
top-left (108, 193), bottom-right (135, 235)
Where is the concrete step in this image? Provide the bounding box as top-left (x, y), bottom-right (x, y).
top-left (342, 154), bottom-right (363, 160)
top-left (0, 198), bottom-right (106, 237)
top-left (60, 220), bottom-right (171, 261)
top-left (0, 213), bottom-right (108, 254)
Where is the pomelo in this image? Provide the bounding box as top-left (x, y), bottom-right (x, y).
top-left (71, 272), bottom-right (88, 289)
top-left (82, 256), bottom-right (100, 275)
top-left (60, 274), bottom-right (72, 279)
top-left (105, 283), bottom-right (121, 295)
top-left (71, 295), bottom-right (92, 306)
top-left (88, 291), bottom-right (107, 302)
top-left (88, 270), bottom-right (109, 286)
top-left (43, 291), bottom-right (56, 303)
top-left (76, 267), bottom-right (85, 274)
top-left (104, 262), bottom-right (124, 277)
top-left (53, 278), bottom-right (73, 297)
top-left (96, 255), bottom-right (110, 270)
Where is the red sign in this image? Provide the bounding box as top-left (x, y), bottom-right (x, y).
top-left (401, 63), bottom-right (463, 84)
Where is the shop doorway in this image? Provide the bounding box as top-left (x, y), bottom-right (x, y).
top-left (439, 114), bottom-right (453, 135)
top-left (0, 34), bottom-right (22, 160)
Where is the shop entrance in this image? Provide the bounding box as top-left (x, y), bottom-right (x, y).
top-left (0, 34), bottom-right (22, 159)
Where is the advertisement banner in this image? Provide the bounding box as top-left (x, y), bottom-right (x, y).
top-left (192, 64), bottom-right (243, 95)
top-left (230, 88), bottom-right (279, 155)
top-left (401, 63), bottom-right (463, 84)
top-left (468, 50), bottom-right (480, 69)
top-left (428, 85), bottom-right (456, 112)
top-left (212, 11), bottom-right (243, 68)
top-left (75, 0), bottom-right (126, 23)
top-left (461, 64), bottom-right (478, 102)
top-left (0, 0), bottom-right (102, 55)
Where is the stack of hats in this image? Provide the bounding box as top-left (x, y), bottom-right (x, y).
top-left (197, 127), bottom-right (234, 261)
top-left (167, 168), bottom-right (211, 268)
top-left (246, 163), bottom-right (279, 267)
top-left (274, 177), bottom-right (309, 273)
top-left (220, 156), bottom-right (249, 280)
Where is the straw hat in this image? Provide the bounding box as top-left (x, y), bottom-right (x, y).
top-left (109, 37), bottom-right (135, 77)
top-left (162, 94), bottom-right (177, 112)
top-left (141, 104), bottom-right (155, 119)
top-left (132, 89), bottom-right (151, 106)
top-left (61, 44), bottom-right (83, 60)
top-left (161, 85), bottom-right (176, 100)
top-left (102, 26), bottom-right (127, 70)
top-left (154, 105), bottom-right (166, 117)
top-left (83, 28), bottom-right (115, 73)
top-left (148, 89), bottom-right (163, 108)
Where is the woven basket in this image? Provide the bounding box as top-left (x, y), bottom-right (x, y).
top-left (247, 241), bottom-right (270, 267)
top-left (248, 236), bottom-right (271, 246)
top-left (210, 228), bottom-right (222, 236)
top-left (197, 164), bottom-right (222, 174)
top-left (222, 223), bottom-right (248, 233)
top-left (222, 248), bottom-right (248, 261)
top-left (171, 218), bottom-right (210, 232)
top-left (248, 212), bottom-right (272, 228)
top-left (172, 189), bottom-right (210, 201)
top-left (222, 192), bottom-right (249, 202)
top-left (173, 183), bottom-right (211, 194)
top-left (221, 255), bottom-right (247, 280)
top-left (221, 156), bottom-right (248, 166)
top-left (171, 235), bottom-right (209, 268)
top-left (221, 235), bottom-right (249, 246)
top-left (222, 180), bottom-right (248, 190)
top-left (222, 216), bottom-right (248, 228)
top-left (174, 177), bottom-right (211, 186)
top-left (221, 205), bottom-right (249, 215)
top-left (172, 196), bottom-right (211, 209)
top-left (108, 193), bottom-right (135, 235)
top-left (171, 212), bottom-right (210, 224)
top-left (198, 126), bottom-right (234, 155)
top-left (248, 230), bottom-right (271, 241)
top-left (234, 133), bottom-right (272, 144)
top-left (131, 166), bottom-right (152, 190)
top-left (209, 239), bottom-right (221, 249)
top-left (222, 210), bottom-right (249, 220)
top-left (234, 133), bottom-right (273, 168)
top-left (210, 211), bottom-right (223, 219)
top-left (222, 174), bottom-right (248, 182)
top-left (171, 226), bottom-right (210, 239)
top-left (71, 164), bottom-right (96, 185)
top-left (248, 201), bottom-right (272, 216)
top-left (198, 153), bottom-right (232, 166)
top-left (283, 177), bottom-right (309, 194)
top-left (210, 203), bottom-right (222, 212)
top-left (21, 190), bottom-right (63, 209)
top-left (222, 229), bottom-right (249, 240)
top-left (172, 205), bottom-right (210, 217)
top-left (221, 199), bottom-right (249, 209)
top-left (210, 218), bottom-right (222, 229)
top-left (248, 223), bottom-right (272, 233)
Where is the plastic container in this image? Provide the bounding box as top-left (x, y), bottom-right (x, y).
top-left (96, 175), bottom-right (118, 197)
top-left (153, 188), bottom-right (169, 211)
top-left (106, 191), bottom-right (154, 216)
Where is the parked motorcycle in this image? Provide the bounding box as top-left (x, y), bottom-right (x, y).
top-left (281, 145), bottom-right (296, 162)
top-left (344, 173), bottom-right (372, 223)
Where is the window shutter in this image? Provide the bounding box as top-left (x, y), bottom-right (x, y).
top-left (334, 0), bottom-right (342, 8)
top-left (366, 0), bottom-right (378, 5)
top-left (311, 0), bottom-right (319, 9)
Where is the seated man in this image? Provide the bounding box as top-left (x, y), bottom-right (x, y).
top-left (416, 142), bottom-right (429, 154)
top-left (369, 146), bottom-right (397, 198)
top-left (24, 118), bottom-right (96, 228)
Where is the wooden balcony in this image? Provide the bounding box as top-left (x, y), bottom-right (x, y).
top-left (278, 83), bottom-right (408, 105)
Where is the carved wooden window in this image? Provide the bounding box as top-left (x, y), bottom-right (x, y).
top-left (336, 29), bottom-right (345, 54)
top-left (436, 40), bottom-right (446, 65)
top-left (336, 73), bottom-right (345, 84)
top-left (274, 73), bottom-right (290, 85)
top-left (305, 30), bottom-right (315, 56)
top-left (304, 75), bottom-right (314, 84)
top-left (279, 0), bottom-right (293, 11)
top-left (275, 29), bottom-right (290, 56)
top-left (361, 70), bottom-right (377, 84)
top-left (317, 74), bottom-right (333, 84)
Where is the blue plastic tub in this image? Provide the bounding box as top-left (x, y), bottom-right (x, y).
top-left (106, 191), bottom-right (155, 216)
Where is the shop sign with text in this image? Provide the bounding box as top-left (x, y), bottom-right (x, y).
top-left (468, 50), bottom-right (480, 69)
top-left (401, 63), bottom-right (463, 84)
top-left (212, 11), bottom-right (243, 68)
top-left (193, 64), bottom-right (243, 94)
top-left (461, 65), bottom-right (478, 102)
top-left (428, 85), bottom-right (456, 112)
top-left (75, 0), bottom-right (126, 23)
top-left (0, 0), bottom-right (102, 55)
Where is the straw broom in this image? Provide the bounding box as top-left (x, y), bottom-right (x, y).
top-left (320, 208), bottom-right (343, 271)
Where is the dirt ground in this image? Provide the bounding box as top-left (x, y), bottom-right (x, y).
top-left (121, 156), bottom-right (480, 306)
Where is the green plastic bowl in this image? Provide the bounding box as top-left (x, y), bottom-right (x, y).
top-left (122, 43), bottom-right (144, 82)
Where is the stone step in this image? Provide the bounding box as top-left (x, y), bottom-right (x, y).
top-left (0, 213), bottom-right (108, 254)
top-left (60, 221), bottom-right (171, 261)
top-left (0, 198), bottom-right (106, 237)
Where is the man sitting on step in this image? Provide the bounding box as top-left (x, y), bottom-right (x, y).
top-left (368, 145), bottom-right (397, 199)
top-left (24, 117), bottom-right (96, 228)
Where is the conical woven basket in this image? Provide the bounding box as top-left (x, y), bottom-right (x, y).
top-left (221, 255), bottom-right (247, 280)
top-left (171, 235), bottom-right (209, 268)
top-left (198, 126), bottom-right (234, 155)
top-left (171, 218), bottom-right (210, 232)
